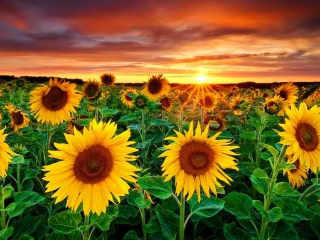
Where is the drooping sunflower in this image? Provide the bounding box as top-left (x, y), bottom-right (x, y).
top-left (43, 119), bottom-right (139, 216)
top-left (283, 157), bottom-right (308, 188)
top-left (274, 82), bottom-right (298, 107)
top-left (264, 95), bottom-right (285, 115)
top-left (160, 96), bottom-right (172, 111)
top-left (0, 128), bottom-right (15, 177)
top-left (29, 78), bottom-right (82, 125)
top-left (134, 94), bottom-right (149, 109)
top-left (82, 80), bottom-right (101, 100)
top-left (141, 74), bottom-right (170, 101)
top-left (204, 114), bottom-right (227, 132)
top-left (120, 88), bottom-right (138, 107)
top-left (230, 94), bottom-right (250, 116)
top-left (199, 94), bottom-right (217, 111)
top-left (160, 121), bottom-right (239, 201)
top-left (4, 104), bottom-right (30, 133)
top-left (279, 102), bottom-right (320, 173)
top-left (100, 73), bottom-right (116, 86)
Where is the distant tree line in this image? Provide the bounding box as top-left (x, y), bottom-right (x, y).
top-left (0, 75), bottom-right (84, 84)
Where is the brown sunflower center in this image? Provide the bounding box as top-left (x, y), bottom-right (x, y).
top-left (295, 123), bottom-right (318, 151)
top-left (85, 84), bottom-right (100, 99)
top-left (290, 160), bottom-right (300, 174)
top-left (148, 79), bottom-right (162, 94)
top-left (160, 97), bottom-right (171, 110)
top-left (179, 141), bottom-right (214, 176)
top-left (42, 86), bottom-right (68, 111)
top-left (279, 91), bottom-right (287, 100)
top-left (201, 96), bottom-right (214, 108)
top-left (74, 145), bottom-right (113, 184)
top-left (11, 111), bottom-right (24, 125)
top-left (125, 91), bottom-right (133, 101)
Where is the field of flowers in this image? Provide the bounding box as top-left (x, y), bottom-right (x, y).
top-left (0, 75), bottom-right (320, 240)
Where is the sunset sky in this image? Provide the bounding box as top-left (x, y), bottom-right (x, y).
top-left (1, 0), bottom-right (320, 84)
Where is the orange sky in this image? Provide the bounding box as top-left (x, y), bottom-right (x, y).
top-left (1, 1), bottom-right (320, 84)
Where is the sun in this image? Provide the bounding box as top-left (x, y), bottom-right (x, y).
top-left (196, 75), bottom-right (207, 84)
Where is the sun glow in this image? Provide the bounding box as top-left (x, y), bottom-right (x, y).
top-left (196, 75), bottom-right (207, 84)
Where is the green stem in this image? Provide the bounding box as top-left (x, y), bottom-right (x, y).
top-left (298, 184), bottom-right (320, 202)
top-left (16, 164), bottom-right (21, 192)
top-left (141, 109), bottom-right (147, 169)
top-left (83, 215), bottom-right (90, 240)
top-left (139, 187), bottom-right (147, 240)
top-left (0, 187), bottom-right (6, 230)
top-left (179, 192), bottom-right (185, 240)
top-left (259, 145), bottom-right (287, 238)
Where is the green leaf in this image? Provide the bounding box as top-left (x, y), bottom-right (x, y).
top-left (223, 222), bottom-right (252, 240)
top-left (2, 184), bottom-right (14, 199)
top-left (238, 162), bottom-right (257, 176)
top-left (127, 123), bottom-right (142, 131)
top-left (126, 190), bottom-right (140, 207)
top-left (155, 204), bottom-right (179, 240)
top-left (123, 230), bottom-right (140, 240)
top-left (71, 119), bottom-right (90, 127)
top-left (223, 192), bottom-right (253, 220)
top-left (14, 191), bottom-right (45, 206)
top-left (250, 168), bottom-right (269, 195)
top-left (12, 215), bottom-right (41, 237)
top-left (45, 231), bottom-right (81, 240)
top-left (11, 154), bottom-right (25, 164)
top-left (268, 207), bottom-right (283, 222)
top-left (311, 215), bottom-right (320, 238)
top-left (150, 118), bottom-right (174, 128)
top-left (240, 132), bottom-right (256, 140)
top-left (273, 182), bottom-right (300, 197)
top-left (189, 194), bottom-right (224, 222)
top-left (0, 227), bottom-right (13, 240)
top-left (269, 221), bottom-right (299, 240)
top-left (143, 216), bottom-right (161, 234)
top-left (99, 108), bottom-right (119, 117)
top-left (90, 205), bottom-right (118, 231)
top-left (135, 198), bottom-right (152, 209)
top-left (48, 211), bottom-right (82, 234)
top-left (7, 202), bottom-right (28, 218)
top-left (118, 113), bottom-right (138, 123)
top-left (138, 176), bottom-right (173, 200)
top-left (261, 143), bottom-right (279, 160)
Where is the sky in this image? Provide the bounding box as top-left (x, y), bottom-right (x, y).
top-left (1, 0), bottom-right (320, 84)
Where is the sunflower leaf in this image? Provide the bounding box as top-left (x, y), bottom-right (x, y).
top-left (155, 204), bottom-right (179, 240)
top-left (48, 211), bottom-right (82, 234)
top-left (188, 194), bottom-right (224, 222)
top-left (250, 168), bottom-right (269, 195)
top-left (261, 143), bottom-right (279, 160)
top-left (11, 154), bottom-right (25, 164)
top-left (273, 182), bottom-right (300, 197)
top-left (99, 108), bottom-right (119, 117)
top-left (240, 132), bottom-right (256, 140)
top-left (138, 176), bottom-right (173, 200)
top-left (223, 222), bottom-right (252, 240)
top-left (223, 192), bottom-right (253, 220)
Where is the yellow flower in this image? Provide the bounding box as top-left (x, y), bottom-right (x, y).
top-left (279, 102), bottom-right (320, 173)
top-left (4, 104), bottom-right (30, 133)
top-left (43, 119), bottom-right (139, 216)
top-left (82, 80), bottom-right (101, 100)
top-left (100, 73), bottom-right (116, 86)
top-left (160, 121), bottom-right (239, 201)
top-left (283, 158), bottom-right (308, 188)
top-left (141, 74), bottom-right (170, 101)
top-left (120, 88), bottom-right (137, 107)
top-left (199, 94), bottom-right (217, 111)
top-left (274, 82), bottom-right (298, 107)
top-left (264, 95), bottom-right (285, 115)
top-left (0, 128), bottom-right (15, 177)
top-left (29, 78), bottom-right (82, 125)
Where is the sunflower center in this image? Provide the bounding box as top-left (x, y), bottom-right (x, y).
top-left (42, 86), bottom-right (68, 111)
top-left (148, 80), bottom-right (162, 94)
top-left (290, 160), bottom-right (300, 174)
top-left (85, 84), bottom-right (100, 98)
top-left (279, 91), bottom-right (287, 100)
top-left (74, 145), bottom-right (113, 184)
top-left (179, 141), bottom-right (214, 176)
top-left (125, 92), bottom-right (133, 101)
top-left (11, 111), bottom-right (24, 125)
top-left (295, 123), bottom-right (318, 151)
top-left (160, 97), bottom-right (171, 110)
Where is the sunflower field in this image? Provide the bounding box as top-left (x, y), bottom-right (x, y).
top-left (0, 75), bottom-right (320, 240)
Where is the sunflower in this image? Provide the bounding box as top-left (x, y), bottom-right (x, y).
top-left (120, 88), bottom-right (137, 107)
top-left (100, 73), bottom-right (116, 86)
top-left (160, 121), bottom-right (239, 201)
top-left (0, 128), bottom-right (15, 177)
top-left (160, 96), bottom-right (172, 111)
top-left (230, 94), bottom-right (250, 116)
top-left (141, 74), bottom-right (170, 101)
top-left (4, 104), bottom-right (30, 133)
top-left (15, 78), bottom-right (26, 88)
top-left (134, 94), bottom-right (148, 109)
top-left (264, 95), bottom-right (285, 115)
top-left (274, 82), bottom-right (298, 107)
top-left (29, 78), bottom-right (82, 125)
top-left (82, 80), bottom-right (101, 100)
top-left (204, 114), bottom-right (227, 132)
top-left (66, 117), bottom-right (88, 134)
top-left (43, 119), bottom-right (139, 216)
top-left (279, 102), bottom-right (320, 173)
top-left (283, 157), bottom-right (308, 188)
top-left (199, 94), bottom-right (217, 111)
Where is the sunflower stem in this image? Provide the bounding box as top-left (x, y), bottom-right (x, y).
top-left (179, 192), bottom-right (185, 240)
top-left (0, 186), bottom-right (7, 231)
top-left (83, 215), bottom-right (90, 240)
top-left (141, 109), bottom-right (147, 169)
top-left (298, 184), bottom-right (320, 202)
top-left (259, 145), bottom-right (287, 238)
